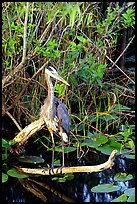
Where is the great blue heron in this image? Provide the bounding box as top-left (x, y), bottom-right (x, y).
top-left (40, 66), bottom-right (70, 168)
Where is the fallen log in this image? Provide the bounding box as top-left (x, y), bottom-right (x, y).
top-left (15, 150), bottom-right (117, 175)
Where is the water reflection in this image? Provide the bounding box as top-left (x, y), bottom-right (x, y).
top-left (2, 151), bottom-right (135, 202)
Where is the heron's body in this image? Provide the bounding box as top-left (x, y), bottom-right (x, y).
top-left (41, 97), bottom-right (70, 142)
top-left (40, 66), bottom-right (70, 167)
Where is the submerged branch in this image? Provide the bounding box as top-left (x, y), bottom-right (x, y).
top-left (19, 178), bottom-right (77, 202)
top-left (15, 150), bottom-right (117, 175)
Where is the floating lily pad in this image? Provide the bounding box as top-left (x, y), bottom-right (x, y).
top-left (127, 195), bottom-right (135, 202)
top-left (111, 194), bottom-right (127, 202)
top-left (17, 156), bottom-right (45, 164)
top-left (91, 183), bottom-right (121, 193)
top-left (2, 173), bottom-right (8, 183)
top-left (114, 173), bottom-right (133, 182)
top-left (123, 154), bottom-right (135, 159)
top-left (124, 188), bottom-right (135, 197)
top-left (7, 168), bottom-right (29, 178)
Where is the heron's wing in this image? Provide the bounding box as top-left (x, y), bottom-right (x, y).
top-left (54, 98), bottom-right (70, 136)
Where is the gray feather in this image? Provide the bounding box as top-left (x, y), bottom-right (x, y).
top-left (54, 97), bottom-right (70, 137)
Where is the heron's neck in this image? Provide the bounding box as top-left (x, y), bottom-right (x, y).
top-left (46, 74), bottom-right (54, 108)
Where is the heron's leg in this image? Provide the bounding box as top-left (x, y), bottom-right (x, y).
top-left (62, 138), bottom-right (65, 167)
top-left (50, 131), bottom-right (55, 169)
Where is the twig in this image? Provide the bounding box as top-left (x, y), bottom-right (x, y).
top-left (78, 28), bottom-right (135, 85)
top-left (22, 2), bottom-right (29, 63)
top-left (5, 110), bottom-right (22, 131)
top-left (110, 35), bottom-right (135, 69)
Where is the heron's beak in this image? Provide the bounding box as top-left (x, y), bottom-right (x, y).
top-left (53, 73), bottom-right (70, 86)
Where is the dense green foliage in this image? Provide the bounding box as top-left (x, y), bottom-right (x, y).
top-left (2, 2), bottom-right (135, 202)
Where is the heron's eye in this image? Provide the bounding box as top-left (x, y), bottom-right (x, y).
top-left (47, 66), bottom-right (57, 72)
top-left (47, 66), bottom-right (53, 72)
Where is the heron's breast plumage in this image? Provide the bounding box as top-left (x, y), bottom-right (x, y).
top-left (40, 97), bottom-right (70, 142)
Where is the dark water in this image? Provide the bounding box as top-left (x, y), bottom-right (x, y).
top-left (2, 149), bottom-right (135, 202)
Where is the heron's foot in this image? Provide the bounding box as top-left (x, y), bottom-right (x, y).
top-left (56, 165), bottom-right (64, 174)
top-left (48, 166), bottom-right (55, 175)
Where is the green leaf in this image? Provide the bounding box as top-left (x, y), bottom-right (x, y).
top-left (2, 138), bottom-right (10, 148)
top-left (123, 154), bottom-right (135, 159)
top-left (84, 134), bottom-right (108, 148)
top-left (52, 177), bottom-right (66, 182)
top-left (124, 188), bottom-right (135, 197)
top-left (96, 139), bottom-right (121, 155)
top-left (77, 36), bottom-right (87, 43)
top-left (114, 105), bottom-right (131, 111)
top-left (2, 173), bottom-right (8, 183)
top-left (128, 140), bottom-right (135, 149)
top-left (96, 145), bottom-right (116, 155)
top-left (64, 146), bottom-right (76, 153)
top-left (64, 173), bottom-right (74, 180)
top-left (2, 153), bottom-right (9, 160)
top-left (114, 173), bottom-right (133, 182)
top-left (7, 168), bottom-right (29, 178)
top-left (111, 194), bottom-right (127, 202)
top-left (127, 195), bottom-right (135, 202)
top-left (91, 183), bottom-right (121, 193)
top-left (17, 156), bottom-right (45, 164)
top-left (9, 139), bottom-right (17, 146)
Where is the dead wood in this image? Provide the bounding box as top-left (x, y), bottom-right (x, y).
top-left (15, 150), bottom-right (117, 175)
top-left (10, 117), bottom-right (45, 154)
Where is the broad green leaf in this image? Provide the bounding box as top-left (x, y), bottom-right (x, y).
top-left (91, 183), bottom-right (121, 193)
top-left (2, 153), bottom-right (9, 160)
top-left (96, 139), bottom-right (121, 155)
top-left (127, 195), bottom-right (135, 202)
top-left (96, 145), bottom-right (116, 155)
top-left (17, 156), bottom-right (45, 164)
top-left (124, 188), bottom-right (135, 197)
top-left (114, 173), bottom-right (133, 182)
top-left (100, 114), bottom-right (118, 122)
top-left (7, 168), bottom-right (29, 178)
top-left (84, 134), bottom-right (108, 148)
top-left (64, 173), bottom-right (74, 180)
top-left (64, 146), bottom-right (76, 153)
top-left (123, 154), bottom-right (135, 159)
top-left (54, 147), bottom-right (62, 152)
top-left (2, 138), bottom-right (10, 148)
top-left (77, 36), bottom-right (87, 43)
top-left (52, 177), bottom-right (66, 182)
top-left (57, 177), bottom-right (67, 182)
top-left (114, 105), bottom-right (131, 111)
top-left (111, 194), bottom-right (127, 202)
top-left (54, 160), bottom-right (61, 166)
top-left (128, 140), bottom-right (135, 149)
top-left (109, 139), bottom-right (121, 149)
top-left (2, 173), bottom-right (8, 183)
top-left (9, 139), bottom-right (17, 146)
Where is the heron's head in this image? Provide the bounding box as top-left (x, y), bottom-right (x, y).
top-left (45, 66), bottom-right (69, 86)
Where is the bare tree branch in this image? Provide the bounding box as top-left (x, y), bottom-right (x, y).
top-left (15, 150), bottom-right (117, 175)
top-left (22, 2), bottom-right (29, 63)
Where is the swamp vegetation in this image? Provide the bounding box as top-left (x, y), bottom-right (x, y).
top-left (2, 2), bottom-right (135, 202)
